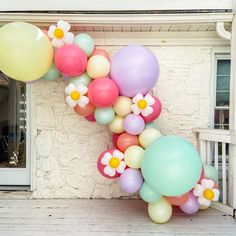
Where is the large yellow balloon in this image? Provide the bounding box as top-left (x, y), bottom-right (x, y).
top-left (124, 145), bottom-right (144, 169)
top-left (0, 22), bottom-right (53, 82)
top-left (139, 128), bottom-right (162, 148)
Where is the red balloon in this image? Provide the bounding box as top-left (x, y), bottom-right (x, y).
top-left (142, 96), bottom-right (162, 123)
top-left (112, 133), bottom-right (122, 148)
top-left (91, 48), bottom-right (110, 60)
top-left (85, 113), bottom-right (96, 122)
top-left (117, 133), bottom-right (139, 152)
top-left (88, 78), bottom-right (119, 107)
top-left (165, 193), bottom-right (189, 206)
top-left (55, 44), bottom-right (87, 77)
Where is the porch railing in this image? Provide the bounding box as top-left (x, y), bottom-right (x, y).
top-left (193, 128), bottom-right (235, 216)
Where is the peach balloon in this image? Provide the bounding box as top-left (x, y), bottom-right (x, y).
top-left (165, 193), bottom-right (189, 206)
top-left (91, 48), bottom-right (110, 60)
top-left (74, 103), bottom-right (95, 116)
top-left (117, 133), bottom-right (139, 152)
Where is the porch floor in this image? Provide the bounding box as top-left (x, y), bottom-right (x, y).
top-left (0, 199), bottom-right (235, 236)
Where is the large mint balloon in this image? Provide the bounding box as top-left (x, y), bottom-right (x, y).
top-left (110, 46), bottom-right (160, 97)
top-left (141, 135), bottom-right (202, 196)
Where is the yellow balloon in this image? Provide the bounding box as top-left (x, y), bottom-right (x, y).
top-left (108, 115), bottom-right (124, 134)
top-left (148, 197), bottom-right (172, 224)
top-left (0, 22), bottom-right (53, 82)
top-left (199, 204), bottom-right (210, 210)
top-left (86, 55), bottom-right (110, 79)
top-left (113, 96), bottom-right (132, 117)
top-left (124, 145), bottom-right (144, 169)
top-left (139, 128), bottom-right (162, 148)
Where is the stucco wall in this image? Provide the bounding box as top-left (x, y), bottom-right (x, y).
top-left (32, 45), bottom-right (212, 198)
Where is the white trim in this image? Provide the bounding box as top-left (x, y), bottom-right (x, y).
top-left (216, 21), bottom-right (232, 40)
top-left (211, 202), bottom-right (234, 216)
top-left (0, 0), bottom-right (232, 11)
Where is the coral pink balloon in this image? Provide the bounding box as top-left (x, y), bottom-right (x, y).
top-left (117, 133), bottom-right (139, 152)
top-left (142, 96), bottom-right (162, 123)
top-left (74, 103), bottom-right (95, 117)
top-left (54, 44), bottom-right (87, 77)
top-left (91, 48), bottom-right (110, 60)
top-left (198, 167), bottom-right (205, 183)
top-left (88, 78), bottom-right (119, 107)
top-left (97, 148), bottom-right (121, 179)
top-left (165, 193), bottom-right (189, 206)
top-left (112, 133), bottom-right (122, 148)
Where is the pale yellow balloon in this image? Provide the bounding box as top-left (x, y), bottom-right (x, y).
top-left (0, 22), bottom-right (53, 82)
top-left (139, 128), bottom-right (162, 148)
top-left (148, 197), bottom-right (172, 224)
top-left (124, 145), bottom-right (144, 169)
top-left (199, 204), bottom-right (210, 210)
top-left (108, 115), bottom-right (124, 134)
top-left (86, 55), bottom-right (110, 79)
top-left (113, 96), bottom-right (132, 117)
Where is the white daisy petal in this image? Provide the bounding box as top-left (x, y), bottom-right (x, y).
top-left (212, 189), bottom-right (220, 201)
top-left (198, 197), bottom-right (211, 207)
top-left (193, 184), bottom-right (204, 197)
top-left (116, 161), bottom-right (126, 174)
top-left (64, 32), bottom-right (75, 44)
top-left (101, 153), bottom-right (112, 165)
top-left (57, 20), bottom-right (71, 32)
top-left (145, 94), bottom-right (155, 106)
top-left (52, 38), bottom-right (64, 48)
top-left (104, 166), bottom-right (116, 177)
top-left (141, 106), bottom-right (153, 117)
top-left (132, 94), bottom-right (143, 103)
top-left (66, 96), bottom-right (77, 108)
top-left (201, 179), bottom-right (214, 189)
top-left (113, 150), bottom-right (124, 160)
top-left (131, 104), bottom-right (141, 115)
top-left (48, 25), bottom-right (57, 38)
top-left (78, 84), bottom-right (88, 95)
top-left (65, 84), bottom-right (76, 94)
top-left (78, 96), bottom-right (89, 107)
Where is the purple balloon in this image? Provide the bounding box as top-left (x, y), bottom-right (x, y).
top-left (120, 169), bottom-right (143, 193)
top-left (110, 45), bottom-right (160, 97)
top-left (179, 192), bottom-right (200, 214)
top-left (123, 114), bottom-right (145, 135)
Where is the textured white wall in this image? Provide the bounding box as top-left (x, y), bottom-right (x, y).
top-left (32, 46), bottom-right (213, 198)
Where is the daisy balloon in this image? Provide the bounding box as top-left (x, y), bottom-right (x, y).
top-left (193, 178), bottom-right (220, 207)
top-left (48, 20), bottom-right (74, 47)
top-left (131, 94), bottom-right (155, 117)
top-left (65, 83), bottom-right (89, 108)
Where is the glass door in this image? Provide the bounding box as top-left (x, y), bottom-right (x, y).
top-left (0, 72), bottom-right (30, 186)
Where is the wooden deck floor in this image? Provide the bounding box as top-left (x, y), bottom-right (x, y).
top-left (0, 199), bottom-right (235, 236)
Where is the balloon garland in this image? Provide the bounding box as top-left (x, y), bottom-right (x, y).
top-left (0, 21), bottom-right (220, 223)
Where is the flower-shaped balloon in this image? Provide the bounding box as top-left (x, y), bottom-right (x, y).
top-left (101, 149), bottom-right (126, 177)
top-left (48, 20), bottom-right (74, 47)
top-left (193, 178), bottom-right (220, 206)
top-left (131, 94), bottom-right (155, 117)
top-left (65, 83), bottom-right (89, 108)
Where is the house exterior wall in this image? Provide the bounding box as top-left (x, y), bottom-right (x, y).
top-left (32, 45), bottom-right (213, 198)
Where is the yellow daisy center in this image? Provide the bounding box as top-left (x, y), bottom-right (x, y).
top-left (70, 91), bottom-right (80, 100)
top-left (203, 189), bottom-right (214, 200)
top-left (109, 157), bottom-right (120, 168)
top-left (54, 28), bottom-right (64, 39)
top-left (137, 99), bottom-right (148, 109)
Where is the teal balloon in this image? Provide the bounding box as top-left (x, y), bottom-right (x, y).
top-left (69, 73), bottom-right (91, 87)
top-left (74, 34), bottom-right (94, 57)
top-left (203, 164), bottom-right (218, 182)
top-left (42, 63), bottom-right (60, 81)
top-left (145, 122), bottom-right (158, 129)
top-left (94, 107), bottom-right (115, 125)
top-left (141, 135), bottom-right (202, 196)
top-left (140, 181), bottom-right (161, 203)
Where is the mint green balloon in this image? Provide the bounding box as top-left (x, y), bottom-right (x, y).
top-left (203, 164), bottom-right (218, 182)
top-left (42, 63), bottom-right (60, 81)
top-left (94, 107), bottom-right (115, 125)
top-left (141, 135), bottom-right (202, 196)
top-left (145, 122), bottom-right (158, 129)
top-left (140, 181), bottom-right (161, 203)
top-left (69, 73), bottom-right (91, 87)
top-left (74, 34), bottom-right (94, 57)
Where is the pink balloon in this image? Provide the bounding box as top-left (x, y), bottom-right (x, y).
top-left (54, 44), bottom-right (87, 77)
top-left (88, 77), bottom-right (119, 107)
top-left (90, 48), bottom-right (110, 61)
top-left (112, 133), bottom-right (122, 148)
top-left (85, 113), bottom-right (96, 122)
top-left (198, 167), bottom-right (205, 184)
top-left (142, 96), bottom-right (162, 123)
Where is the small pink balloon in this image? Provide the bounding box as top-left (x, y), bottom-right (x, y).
top-left (142, 96), bottom-right (162, 123)
top-left (112, 133), bottom-right (121, 148)
top-left (85, 113), bottom-right (96, 122)
top-left (198, 167), bottom-right (205, 184)
top-left (54, 44), bottom-right (87, 77)
top-left (91, 48), bottom-right (110, 60)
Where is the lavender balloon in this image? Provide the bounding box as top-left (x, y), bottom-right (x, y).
top-left (110, 45), bottom-right (160, 97)
top-left (120, 169), bottom-right (143, 193)
top-left (123, 114), bottom-right (145, 135)
top-left (179, 192), bottom-right (200, 215)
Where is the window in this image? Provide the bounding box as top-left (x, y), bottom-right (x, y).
top-left (214, 56), bottom-right (231, 130)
